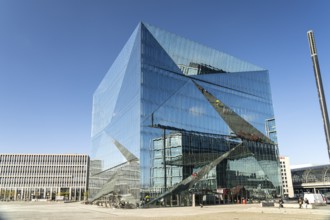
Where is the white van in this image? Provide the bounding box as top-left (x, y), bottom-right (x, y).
top-left (303, 193), bottom-right (326, 205)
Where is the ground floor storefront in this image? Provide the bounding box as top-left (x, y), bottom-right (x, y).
top-left (0, 187), bottom-right (86, 201)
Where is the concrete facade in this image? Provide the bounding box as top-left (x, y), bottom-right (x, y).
top-left (279, 156), bottom-right (294, 198)
top-left (0, 154), bottom-right (89, 201)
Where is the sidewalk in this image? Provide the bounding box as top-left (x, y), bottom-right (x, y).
top-left (0, 202), bottom-right (329, 220)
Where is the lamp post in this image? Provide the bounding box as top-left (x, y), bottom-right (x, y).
top-left (307, 30), bottom-right (330, 160)
top-left (163, 128), bottom-right (167, 191)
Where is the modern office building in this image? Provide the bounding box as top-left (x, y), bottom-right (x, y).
top-left (91, 22), bottom-right (282, 204)
top-left (291, 164), bottom-right (330, 198)
top-left (279, 156), bottom-right (294, 198)
top-left (0, 154), bottom-right (89, 201)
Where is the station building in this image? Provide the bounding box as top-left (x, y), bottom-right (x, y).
top-left (291, 164), bottom-right (330, 199)
top-left (90, 22), bottom-right (282, 204)
top-left (0, 154), bottom-right (89, 201)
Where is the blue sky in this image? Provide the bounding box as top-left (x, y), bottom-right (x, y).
top-left (0, 0), bottom-right (329, 165)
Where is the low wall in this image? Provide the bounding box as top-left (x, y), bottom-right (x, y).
top-left (273, 203), bottom-right (314, 209)
top-left (260, 202), bottom-right (274, 207)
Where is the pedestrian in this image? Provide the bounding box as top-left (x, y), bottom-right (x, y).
top-left (304, 198), bottom-right (309, 208)
top-left (279, 198), bottom-right (284, 208)
top-left (144, 194), bottom-right (150, 208)
top-left (298, 197), bottom-right (303, 208)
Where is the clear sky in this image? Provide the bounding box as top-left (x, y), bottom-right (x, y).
top-left (0, 0), bottom-right (329, 166)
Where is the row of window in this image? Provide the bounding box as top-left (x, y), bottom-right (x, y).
top-left (0, 155), bottom-right (89, 165)
top-left (292, 175), bottom-right (330, 183)
top-left (283, 189), bottom-right (290, 193)
top-left (1, 183), bottom-right (86, 188)
top-left (152, 167), bottom-right (182, 178)
top-left (0, 165), bottom-right (87, 175)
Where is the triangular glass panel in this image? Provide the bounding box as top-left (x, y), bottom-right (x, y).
top-left (141, 23), bottom-right (183, 75)
top-left (151, 79), bottom-right (231, 135)
top-left (108, 25), bottom-right (141, 159)
top-left (92, 24), bottom-right (141, 137)
top-left (144, 23), bottom-right (264, 73)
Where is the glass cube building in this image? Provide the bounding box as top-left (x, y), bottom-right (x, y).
top-left (90, 22), bottom-right (282, 204)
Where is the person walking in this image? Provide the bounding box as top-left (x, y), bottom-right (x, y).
top-left (298, 197), bottom-right (303, 208)
top-left (304, 198), bottom-right (309, 208)
top-left (279, 198), bottom-right (284, 208)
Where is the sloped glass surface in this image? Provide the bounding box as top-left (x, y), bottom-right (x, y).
top-left (151, 79), bottom-right (230, 134)
top-left (92, 24), bottom-right (141, 169)
top-left (141, 23), bottom-right (183, 75)
top-left (145, 23), bottom-right (265, 73)
top-left (106, 26), bottom-right (141, 159)
top-left (192, 71), bottom-right (274, 136)
top-left (92, 24), bottom-right (140, 138)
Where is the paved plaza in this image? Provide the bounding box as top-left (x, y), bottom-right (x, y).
top-left (0, 202), bottom-right (329, 220)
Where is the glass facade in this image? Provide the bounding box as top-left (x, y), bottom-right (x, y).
top-left (91, 22), bottom-right (281, 203)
